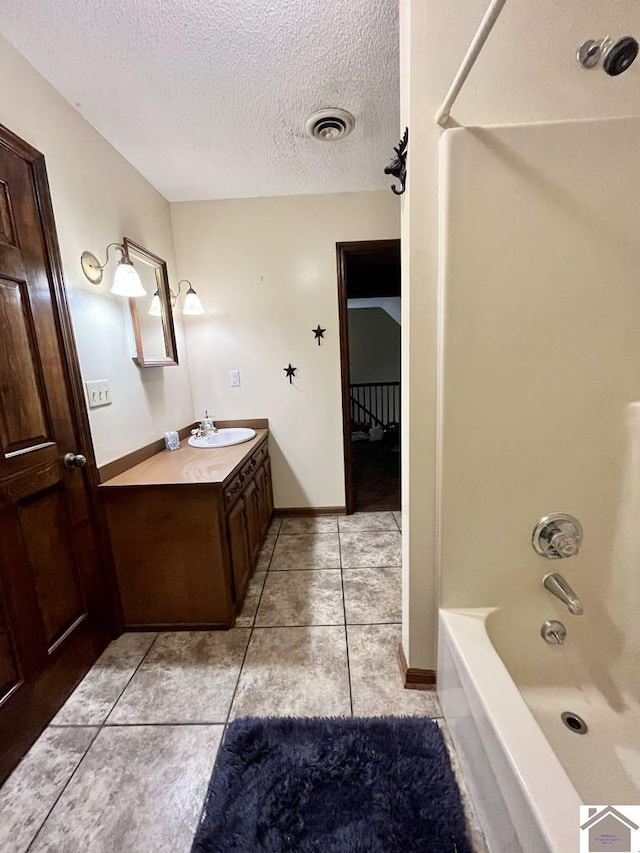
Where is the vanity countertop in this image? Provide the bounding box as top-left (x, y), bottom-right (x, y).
top-left (100, 429), bottom-right (268, 488)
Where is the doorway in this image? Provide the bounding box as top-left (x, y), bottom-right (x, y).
top-left (336, 240), bottom-right (401, 514)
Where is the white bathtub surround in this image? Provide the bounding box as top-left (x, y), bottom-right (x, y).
top-left (438, 608), bottom-right (581, 853)
top-left (488, 607), bottom-right (640, 805)
top-left (437, 118), bottom-right (640, 849)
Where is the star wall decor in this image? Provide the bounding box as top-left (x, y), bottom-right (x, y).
top-left (313, 325), bottom-right (326, 345)
top-left (283, 363), bottom-right (297, 384)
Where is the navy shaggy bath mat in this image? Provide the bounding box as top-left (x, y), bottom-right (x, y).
top-left (191, 716), bottom-right (471, 853)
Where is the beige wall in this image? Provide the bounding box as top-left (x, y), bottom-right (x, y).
top-left (439, 118), bottom-right (640, 688)
top-left (170, 192), bottom-right (400, 508)
top-left (348, 308), bottom-right (400, 385)
top-left (0, 35), bottom-right (194, 466)
top-left (400, 0), bottom-right (640, 670)
top-left (399, 2), bottom-right (487, 670)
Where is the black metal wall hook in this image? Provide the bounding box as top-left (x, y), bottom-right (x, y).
top-left (283, 364), bottom-right (297, 384)
top-left (384, 127), bottom-right (408, 196)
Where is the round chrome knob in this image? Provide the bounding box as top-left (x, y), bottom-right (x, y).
top-left (541, 620), bottom-right (566, 645)
top-left (548, 531), bottom-right (579, 558)
top-left (532, 513), bottom-right (582, 559)
top-left (64, 452), bottom-right (87, 468)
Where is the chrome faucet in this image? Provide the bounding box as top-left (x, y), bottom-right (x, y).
top-left (191, 410), bottom-right (218, 439)
top-left (543, 573), bottom-right (583, 615)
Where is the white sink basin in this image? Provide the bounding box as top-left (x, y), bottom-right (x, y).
top-left (188, 427), bottom-right (256, 449)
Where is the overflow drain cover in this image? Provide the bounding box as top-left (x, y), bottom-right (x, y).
top-left (561, 711), bottom-right (588, 734)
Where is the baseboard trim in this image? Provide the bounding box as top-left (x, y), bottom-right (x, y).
top-left (124, 621), bottom-right (232, 631)
top-left (274, 507), bottom-right (347, 516)
top-left (397, 643), bottom-right (437, 690)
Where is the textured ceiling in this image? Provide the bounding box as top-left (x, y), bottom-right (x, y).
top-left (0, 1), bottom-right (399, 201)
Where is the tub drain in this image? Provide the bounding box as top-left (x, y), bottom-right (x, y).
top-left (561, 711), bottom-right (588, 734)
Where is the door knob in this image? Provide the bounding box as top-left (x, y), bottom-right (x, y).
top-left (64, 452), bottom-right (87, 468)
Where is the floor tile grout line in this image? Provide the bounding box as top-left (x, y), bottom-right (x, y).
top-left (50, 720), bottom-right (230, 728)
top-left (337, 524), bottom-right (354, 716)
top-left (270, 565), bottom-right (342, 571)
top-left (102, 633), bottom-right (161, 726)
top-left (268, 565), bottom-right (401, 572)
top-left (191, 726), bottom-right (229, 838)
top-left (22, 512), bottom-right (402, 849)
top-left (266, 521), bottom-right (280, 570)
top-left (276, 528), bottom-right (398, 535)
top-left (264, 518), bottom-right (281, 572)
top-left (24, 724), bottom-right (103, 853)
top-left (224, 607), bottom-right (259, 726)
top-left (24, 632), bottom-right (163, 851)
top-left (192, 584), bottom-right (264, 838)
top-left (250, 518), bottom-right (279, 617)
top-left (45, 710), bottom-right (446, 729)
top-left (250, 621), bottom-right (401, 629)
top-left (227, 513), bottom-right (286, 723)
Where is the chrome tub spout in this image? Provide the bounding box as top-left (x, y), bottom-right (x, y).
top-left (543, 573), bottom-right (584, 615)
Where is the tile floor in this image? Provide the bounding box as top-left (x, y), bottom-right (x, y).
top-left (0, 511), bottom-right (487, 853)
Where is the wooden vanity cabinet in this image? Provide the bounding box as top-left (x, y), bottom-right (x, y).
top-left (101, 431), bottom-right (273, 630)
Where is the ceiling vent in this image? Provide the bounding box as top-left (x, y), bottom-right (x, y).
top-left (305, 108), bottom-right (355, 141)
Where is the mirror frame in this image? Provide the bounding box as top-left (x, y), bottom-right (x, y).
top-left (124, 237), bottom-right (178, 368)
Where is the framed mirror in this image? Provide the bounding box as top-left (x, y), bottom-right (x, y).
top-left (124, 238), bottom-right (178, 368)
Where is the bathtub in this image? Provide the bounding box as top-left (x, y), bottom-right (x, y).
top-left (438, 608), bottom-right (582, 853)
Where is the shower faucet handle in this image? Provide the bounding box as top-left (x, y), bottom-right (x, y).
top-left (532, 513), bottom-right (583, 559)
top-left (548, 531), bottom-right (580, 558)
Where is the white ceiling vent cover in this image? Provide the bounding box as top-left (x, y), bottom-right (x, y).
top-left (305, 109), bottom-right (355, 141)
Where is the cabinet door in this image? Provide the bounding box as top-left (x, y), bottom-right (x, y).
top-left (255, 464), bottom-right (268, 536)
top-left (243, 479), bottom-right (261, 566)
top-left (227, 497), bottom-right (250, 602)
top-left (263, 458), bottom-right (274, 522)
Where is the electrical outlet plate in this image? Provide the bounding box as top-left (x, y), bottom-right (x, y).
top-left (229, 369), bottom-right (241, 387)
top-left (86, 379), bottom-right (111, 408)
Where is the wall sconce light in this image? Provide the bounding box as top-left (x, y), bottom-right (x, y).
top-left (148, 279), bottom-right (205, 316)
top-left (81, 243), bottom-right (146, 297)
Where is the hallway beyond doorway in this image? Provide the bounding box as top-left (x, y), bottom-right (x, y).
top-left (336, 239), bottom-right (401, 514)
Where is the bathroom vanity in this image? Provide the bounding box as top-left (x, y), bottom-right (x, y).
top-left (100, 423), bottom-right (273, 629)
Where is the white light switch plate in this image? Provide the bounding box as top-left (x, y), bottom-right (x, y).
top-left (86, 379), bottom-right (112, 408)
top-left (229, 369), bottom-right (241, 387)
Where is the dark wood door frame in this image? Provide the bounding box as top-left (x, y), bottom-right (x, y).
top-left (0, 123), bottom-right (120, 781)
top-left (335, 239), bottom-right (401, 515)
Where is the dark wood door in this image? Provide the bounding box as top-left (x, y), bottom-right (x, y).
top-left (0, 125), bottom-right (110, 783)
top-left (227, 498), bottom-right (250, 603)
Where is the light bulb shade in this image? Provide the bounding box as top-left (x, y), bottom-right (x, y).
top-left (182, 286), bottom-right (205, 315)
top-left (111, 259), bottom-right (146, 297)
top-left (148, 291), bottom-right (162, 316)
